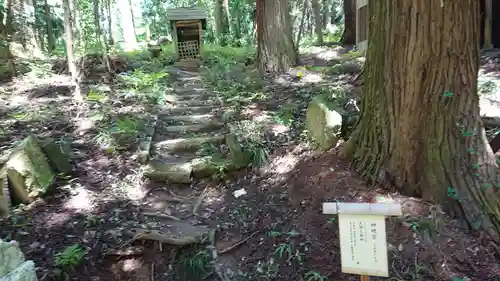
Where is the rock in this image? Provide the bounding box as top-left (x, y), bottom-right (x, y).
top-left (0, 240), bottom-right (25, 277)
top-left (0, 167), bottom-right (10, 216)
top-left (39, 138), bottom-right (72, 174)
top-left (157, 36), bottom-right (171, 45)
top-left (5, 135), bottom-right (53, 203)
top-left (306, 96), bottom-right (343, 151)
top-left (144, 159), bottom-right (193, 183)
top-left (155, 135), bottom-right (224, 153)
top-left (225, 134), bottom-right (250, 169)
top-left (0, 261), bottom-right (37, 281)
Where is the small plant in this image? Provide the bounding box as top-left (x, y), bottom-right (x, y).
top-left (256, 258), bottom-right (279, 280)
top-left (54, 244), bottom-right (86, 276)
top-left (196, 142), bottom-right (218, 157)
top-left (327, 217), bottom-right (336, 224)
top-left (304, 271), bottom-right (327, 281)
top-left (275, 243), bottom-right (293, 260)
top-left (177, 249), bottom-right (212, 279)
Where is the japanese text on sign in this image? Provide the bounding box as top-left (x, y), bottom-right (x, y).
top-left (338, 214), bottom-right (389, 277)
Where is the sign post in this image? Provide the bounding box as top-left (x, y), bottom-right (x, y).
top-left (322, 202), bottom-right (402, 280)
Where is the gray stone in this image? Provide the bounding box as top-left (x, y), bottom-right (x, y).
top-left (0, 261), bottom-right (37, 281)
top-left (306, 96), bottom-right (343, 151)
top-left (0, 240), bottom-right (25, 277)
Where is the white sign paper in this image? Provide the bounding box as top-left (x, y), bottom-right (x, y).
top-left (338, 214), bottom-right (389, 277)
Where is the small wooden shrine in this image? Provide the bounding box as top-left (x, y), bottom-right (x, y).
top-left (166, 8), bottom-right (207, 62)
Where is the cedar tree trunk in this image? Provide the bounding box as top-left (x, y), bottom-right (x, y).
top-left (256, 0), bottom-right (297, 73)
top-left (347, 0), bottom-right (500, 241)
top-left (341, 0), bottom-right (355, 45)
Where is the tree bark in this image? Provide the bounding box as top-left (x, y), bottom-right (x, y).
top-left (214, 0), bottom-right (229, 45)
top-left (43, 0), bottom-right (54, 52)
top-left (105, 0), bottom-right (113, 45)
top-left (296, 0), bottom-right (308, 48)
top-left (347, 0), bottom-right (500, 241)
top-left (341, 0), bottom-right (355, 45)
top-left (483, 0), bottom-right (493, 49)
top-left (311, 0), bottom-right (323, 44)
top-left (256, 0), bottom-right (297, 73)
top-left (62, 0), bottom-right (82, 102)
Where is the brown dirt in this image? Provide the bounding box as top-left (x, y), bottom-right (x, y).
top-left (0, 47), bottom-right (499, 281)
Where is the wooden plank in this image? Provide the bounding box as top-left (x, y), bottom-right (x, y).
top-left (173, 24), bottom-right (179, 60)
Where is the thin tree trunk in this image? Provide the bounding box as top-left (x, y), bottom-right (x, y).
top-left (44, 0), bottom-right (55, 52)
top-left (0, 0), bottom-right (15, 76)
top-left (105, 0), bottom-right (113, 45)
top-left (62, 0), bottom-right (82, 102)
top-left (256, 0), bottom-right (297, 73)
top-left (296, 0), bottom-right (308, 48)
top-left (322, 0), bottom-right (333, 31)
top-left (127, 0), bottom-right (137, 39)
top-left (347, 0), bottom-right (500, 241)
top-left (483, 0), bottom-right (493, 49)
top-left (311, 0), bottom-right (323, 45)
top-left (214, 0), bottom-right (229, 45)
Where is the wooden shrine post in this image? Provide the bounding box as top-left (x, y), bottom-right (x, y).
top-left (322, 202), bottom-right (402, 280)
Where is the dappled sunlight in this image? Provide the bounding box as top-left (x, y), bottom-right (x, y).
top-left (116, 258), bottom-right (143, 272)
top-left (263, 152), bottom-right (299, 175)
top-left (63, 184), bottom-right (97, 213)
top-left (268, 123), bottom-right (290, 135)
top-left (43, 211), bottom-right (73, 228)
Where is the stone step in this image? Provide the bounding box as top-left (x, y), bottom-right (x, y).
top-left (161, 114), bottom-right (216, 123)
top-left (160, 105), bottom-right (219, 115)
top-left (164, 93), bottom-right (208, 103)
top-left (168, 99), bottom-right (221, 107)
top-left (174, 88), bottom-right (208, 95)
top-left (144, 154), bottom-right (233, 183)
top-left (154, 135), bottom-right (225, 152)
top-left (165, 122), bottom-right (224, 133)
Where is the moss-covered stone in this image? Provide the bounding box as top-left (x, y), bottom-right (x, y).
top-left (5, 135), bottom-right (54, 203)
top-left (40, 138), bottom-right (72, 174)
top-left (225, 134), bottom-right (251, 169)
top-left (144, 159), bottom-right (193, 184)
top-left (0, 167), bottom-right (9, 216)
top-left (306, 95), bottom-right (343, 151)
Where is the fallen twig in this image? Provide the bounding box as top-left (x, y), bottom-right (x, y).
top-left (104, 246), bottom-right (145, 256)
top-left (142, 212), bottom-right (181, 221)
top-left (150, 263), bottom-right (155, 281)
top-left (193, 186), bottom-right (209, 215)
top-left (219, 230), bottom-right (261, 254)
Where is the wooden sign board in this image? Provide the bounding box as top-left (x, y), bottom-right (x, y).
top-left (323, 202), bottom-right (402, 279)
top-left (338, 214), bottom-right (388, 276)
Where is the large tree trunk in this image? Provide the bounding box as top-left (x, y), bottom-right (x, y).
top-left (347, 0), bottom-right (500, 241)
top-left (311, 0), bottom-right (323, 45)
top-left (256, 0), bottom-right (297, 73)
top-left (341, 0), bottom-right (355, 45)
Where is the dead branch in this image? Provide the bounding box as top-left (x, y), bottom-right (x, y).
top-left (141, 212), bottom-right (181, 221)
top-left (219, 230), bottom-right (261, 254)
top-left (193, 186), bottom-right (209, 215)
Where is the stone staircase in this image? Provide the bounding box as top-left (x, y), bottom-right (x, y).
top-left (140, 67), bottom-right (247, 183)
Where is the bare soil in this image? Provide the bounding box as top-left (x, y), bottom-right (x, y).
top-left (0, 48), bottom-right (499, 281)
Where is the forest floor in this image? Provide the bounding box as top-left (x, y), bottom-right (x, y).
top-left (0, 44), bottom-right (499, 281)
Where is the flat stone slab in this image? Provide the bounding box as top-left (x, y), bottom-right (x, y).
top-left (165, 123), bottom-right (224, 133)
top-left (162, 114), bottom-right (216, 123)
top-left (155, 135), bottom-right (225, 152)
top-left (160, 105), bottom-right (218, 115)
top-left (125, 220), bottom-right (211, 246)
